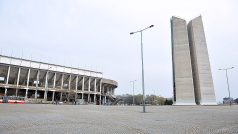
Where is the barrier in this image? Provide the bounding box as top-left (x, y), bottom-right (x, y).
top-left (8, 100), bottom-right (25, 104)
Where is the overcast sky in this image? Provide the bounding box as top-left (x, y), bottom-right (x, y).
top-left (0, 0), bottom-right (237, 102)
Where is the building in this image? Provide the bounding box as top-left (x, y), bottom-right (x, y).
top-left (223, 97), bottom-right (233, 105)
top-left (0, 55), bottom-right (118, 105)
top-left (171, 16), bottom-right (216, 105)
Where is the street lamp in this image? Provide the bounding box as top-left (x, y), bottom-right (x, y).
top-left (219, 67), bottom-right (234, 106)
top-left (130, 25), bottom-right (154, 113)
top-left (130, 80), bottom-right (136, 105)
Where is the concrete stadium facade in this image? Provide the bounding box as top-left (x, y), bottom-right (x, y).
top-left (0, 55), bottom-right (118, 105)
top-left (171, 16), bottom-right (216, 105)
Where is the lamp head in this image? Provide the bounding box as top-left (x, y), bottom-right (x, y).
top-left (149, 25), bottom-right (154, 28)
top-left (130, 32), bottom-right (134, 35)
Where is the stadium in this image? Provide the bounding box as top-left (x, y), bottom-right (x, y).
top-left (0, 55), bottom-right (118, 105)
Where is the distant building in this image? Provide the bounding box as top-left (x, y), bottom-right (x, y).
top-left (223, 97), bottom-right (233, 104)
top-left (171, 16), bottom-right (216, 105)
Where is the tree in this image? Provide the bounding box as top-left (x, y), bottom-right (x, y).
top-left (117, 94), bottom-right (168, 105)
top-left (164, 98), bottom-right (173, 105)
top-left (157, 96), bottom-right (166, 105)
top-left (234, 98), bottom-right (238, 104)
top-left (135, 94), bottom-right (143, 105)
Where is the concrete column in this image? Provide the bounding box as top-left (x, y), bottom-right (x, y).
top-left (103, 86), bottom-right (107, 104)
top-left (35, 70), bottom-right (40, 99)
top-left (68, 75), bottom-right (71, 90)
top-left (15, 68), bottom-right (21, 97)
top-left (25, 89), bottom-right (28, 98)
top-left (104, 95), bottom-right (106, 104)
top-left (94, 94), bottom-right (96, 103)
top-left (88, 93), bottom-right (90, 103)
top-left (94, 78), bottom-right (97, 92)
top-left (75, 76), bottom-right (79, 100)
top-left (75, 93), bottom-right (77, 100)
top-left (16, 68), bottom-right (21, 86)
top-left (88, 77), bottom-right (91, 91)
top-left (99, 79), bottom-right (102, 105)
top-left (102, 85), bottom-right (105, 95)
top-left (75, 76), bottom-right (78, 91)
top-left (82, 76), bottom-right (85, 91)
top-left (60, 92), bottom-right (63, 101)
top-left (82, 93), bottom-right (84, 99)
top-left (107, 87), bottom-right (110, 94)
top-left (16, 89), bottom-right (18, 96)
top-left (26, 69), bottom-right (30, 87)
top-left (44, 71), bottom-right (49, 100)
top-left (53, 73), bottom-right (56, 89)
top-left (61, 74), bottom-right (64, 89)
top-left (4, 88), bottom-right (7, 96)
top-left (35, 90), bottom-right (37, 99)
top-left (52, 91), bottom-right (55, 102)
top-left (6, 66), bottom-right (10, 84)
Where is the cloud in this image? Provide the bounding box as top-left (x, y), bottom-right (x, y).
top-left (0, 0), bottom-right (237, 102)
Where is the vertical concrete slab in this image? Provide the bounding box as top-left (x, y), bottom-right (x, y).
top-left (171, 16), bottom-right (196, 105)
top-left (188, 16), bottom-right (216, 105)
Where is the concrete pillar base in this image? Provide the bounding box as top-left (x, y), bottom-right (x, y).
top-left (52, 91), bottom-right (55, 102)
top-left (60, 92), bottom-right (62, 101)
top-left (25, 89), bottom-right (28, 99)
top-left (4, 88), bottom-right (7, 96)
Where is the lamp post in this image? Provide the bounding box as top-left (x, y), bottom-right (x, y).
top-left (130, 80), bottom-right (136, 105)
top-left (219, 67), bottom-right (234, 106)
top-left (130, 25), bottom-right (154, 113)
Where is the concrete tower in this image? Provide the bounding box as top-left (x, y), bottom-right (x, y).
top-left (171, 15), bottom-right (216, 105)
top-left (171, 16), bottom-right (196, 105)
top-left (188, 16), bottom-right (216, 105)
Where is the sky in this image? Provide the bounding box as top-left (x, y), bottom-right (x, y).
top-left (0, 0), bottom-right (237, 103)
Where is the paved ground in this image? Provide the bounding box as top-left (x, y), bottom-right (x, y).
top-left (0, 104), bottom-right (238, 134)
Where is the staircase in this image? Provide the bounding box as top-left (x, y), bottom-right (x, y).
top-left (107, 94), bottom-right (122, 105)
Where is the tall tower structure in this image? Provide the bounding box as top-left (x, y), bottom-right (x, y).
top-left (188, 16), bottom-right (216, 105)
top-left (171, 15), bottom-right (216, 105)
top-left (171, 16), bottom-right (196, 105)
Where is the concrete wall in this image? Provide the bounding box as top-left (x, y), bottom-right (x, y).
top-left (171, 16), bottom-right (196, 105)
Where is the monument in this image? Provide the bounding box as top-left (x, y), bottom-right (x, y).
top-left (171, 15), bottom-right (216, 105)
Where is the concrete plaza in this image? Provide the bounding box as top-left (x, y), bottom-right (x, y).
top-left (0, 104), bottom-right (238, 134)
